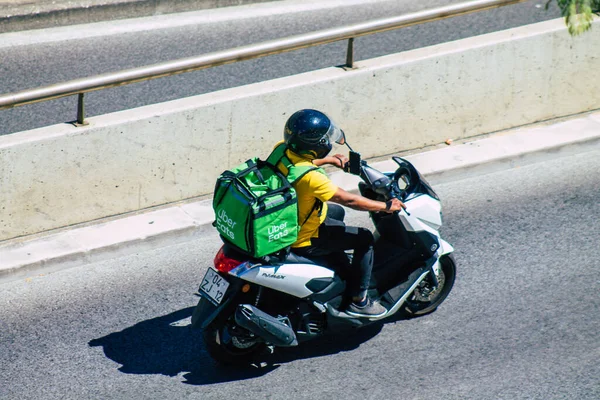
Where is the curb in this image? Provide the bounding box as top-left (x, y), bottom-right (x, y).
top-left (0, 0), bottom-right (275, 33)
top-left (1, 112), bottom-right (599, 282)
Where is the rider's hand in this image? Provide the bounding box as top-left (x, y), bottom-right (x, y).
top-left (313, 154), bottom-right (348, 169)
top-left (383, 198), bottom-right (406, 213)
top-left (331, 154), bottom-right (348, 169)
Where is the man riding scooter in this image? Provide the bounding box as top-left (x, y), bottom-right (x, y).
top-left (275, 109), bottom-right (405, 317)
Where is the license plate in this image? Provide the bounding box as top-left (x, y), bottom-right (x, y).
top-left (199, 268), bottom-right (230, 305)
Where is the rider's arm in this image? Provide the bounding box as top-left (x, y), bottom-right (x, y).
top-left (313, 154), bottom-right (348, 168)
top-left (329, 188), bottom-right (404, 213)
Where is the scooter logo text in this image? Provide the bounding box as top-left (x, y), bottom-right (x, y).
top-left (268, 222), bottom-right (289, 242)
top-left (216, 209), bottom-right (237, 240)
top-left (262, 272), bottom-right (285, 280)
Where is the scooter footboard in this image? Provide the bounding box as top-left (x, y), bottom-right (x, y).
top-left (380, 265), bottom-right (428, 306)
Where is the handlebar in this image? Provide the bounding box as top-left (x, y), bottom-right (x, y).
top-left (342, 161), bottom-right (351, 174)
top-left (341, 148), bottom-right (430, 206)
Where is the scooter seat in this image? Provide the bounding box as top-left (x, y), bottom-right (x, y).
top-left (284, 252), bottom-right (322, 265)
top-left (286, 251), bottom-right (336, 269)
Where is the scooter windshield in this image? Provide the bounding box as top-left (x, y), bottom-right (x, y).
top-left (326, 120), bottom-right (346, 145)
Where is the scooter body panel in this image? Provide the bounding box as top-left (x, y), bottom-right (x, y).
top-left (401, 195), bottom-right (442, 232)
top-left (229, 262), bottom-right (335, 299)
top-left (438, 238), bottom-right (455, 256)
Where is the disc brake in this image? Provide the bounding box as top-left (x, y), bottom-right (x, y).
top-left (228, 324), bottom-right (259, 349)
top-left (413, 270), bottom-right (445, 302)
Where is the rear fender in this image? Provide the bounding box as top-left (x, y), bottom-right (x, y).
top-left (192, 276), bottom-right (245, 330)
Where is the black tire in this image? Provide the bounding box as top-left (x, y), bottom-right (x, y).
top-left (200, 300), bottom-right (267, 365)
top-left (403, 254), bottom-right (456, 316)
top-left (203, 325), bottom-right (267, 366)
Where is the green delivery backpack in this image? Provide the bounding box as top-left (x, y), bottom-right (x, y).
top-left (212, 143), bottom-right (324, 258)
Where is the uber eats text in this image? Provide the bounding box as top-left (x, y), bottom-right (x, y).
top-left (268, 222), bottom-right (289, 242)
top-left (216, 209), bottom-right (236, 240)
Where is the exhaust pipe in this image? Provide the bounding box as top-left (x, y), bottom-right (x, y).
top-left (234, 304), bottom-right (298, 347)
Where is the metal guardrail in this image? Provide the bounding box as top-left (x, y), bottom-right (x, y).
top-left (0, 0), bottom-right (527, 125)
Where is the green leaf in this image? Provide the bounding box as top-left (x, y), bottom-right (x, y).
top-left (565, 0), bottom-right (594, 35)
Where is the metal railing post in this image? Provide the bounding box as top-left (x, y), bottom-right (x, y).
top-left (346, 38), bottom-right (355, 69)
top-left (76, 93), bottom-right (88, 126)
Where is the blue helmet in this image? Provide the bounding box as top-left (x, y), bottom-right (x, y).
top-left (283, 109), bottom-right (346, 159)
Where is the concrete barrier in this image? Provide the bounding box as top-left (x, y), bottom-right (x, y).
top-left (1, 17), bottom-right (599, 242)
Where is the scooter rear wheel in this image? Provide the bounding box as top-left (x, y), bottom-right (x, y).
top-left (203, 313), bottom-right (267, 365)
top-left (403, 254), bottom-right (456, 316)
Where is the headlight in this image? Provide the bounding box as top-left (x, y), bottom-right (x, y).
top-left (396, 174), bottom-right (409, 191)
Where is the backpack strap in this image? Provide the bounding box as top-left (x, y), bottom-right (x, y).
top-left (266, 144), bottom-right (328, 227)
top-left (266, 142), bottom-right (288, 166)
top-left (266, 143), bottom-right (326, 184)
top-left (301, 198), bottom-right (323, 226)
top-left (266, 143), bottom-right (299, 183)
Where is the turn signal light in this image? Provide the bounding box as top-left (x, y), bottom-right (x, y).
top-left (213, 246), bottom-right (242, 273)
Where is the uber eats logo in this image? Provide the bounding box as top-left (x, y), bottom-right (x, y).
top-left (216, 209), bottom-right (236, 240)
top-left (268, 222), bottom-right (289, 242)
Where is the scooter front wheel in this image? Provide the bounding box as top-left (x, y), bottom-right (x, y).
top-left (403, 254), bottom-right (456, 316)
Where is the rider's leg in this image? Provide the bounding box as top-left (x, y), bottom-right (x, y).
top-left (325, 202), bottom-right (345, 222)
top-left (304, 220), bottom-right (386, 317)
top-left (291, 217), bottom-right (367, 292)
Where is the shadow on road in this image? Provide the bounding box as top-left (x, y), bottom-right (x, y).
top-left (89, 306), bottom-right (387, 385)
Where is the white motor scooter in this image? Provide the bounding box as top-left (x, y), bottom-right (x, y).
top-left (192, 148), bottom-right (456, 365)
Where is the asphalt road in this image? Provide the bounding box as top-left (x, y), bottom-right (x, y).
top-left (1, 147), bottom-right (598, 400)
top-left (0, 0), bottom-right (560, 135)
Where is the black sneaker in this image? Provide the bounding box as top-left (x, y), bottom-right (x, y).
top-left (346, 298), bottom-right (387, 318)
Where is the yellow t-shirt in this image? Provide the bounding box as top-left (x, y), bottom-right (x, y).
top-left (273, 143), bottom-right (339, 248)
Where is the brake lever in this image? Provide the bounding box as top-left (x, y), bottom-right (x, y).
top-left (388, 188), bottom-right (410, 216)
